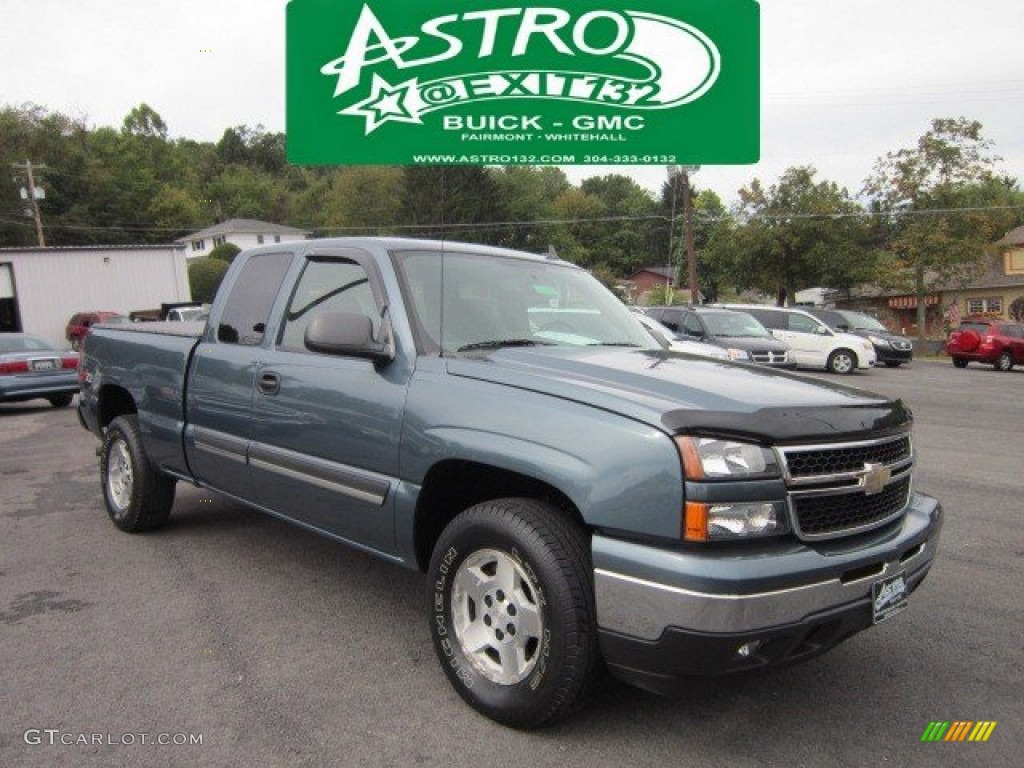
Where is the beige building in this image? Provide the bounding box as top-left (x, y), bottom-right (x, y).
top-left (839, 225), bottom-right (1024, 336)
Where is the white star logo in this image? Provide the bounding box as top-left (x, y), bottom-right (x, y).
top-left (340, 75), bottom-right (423, 134)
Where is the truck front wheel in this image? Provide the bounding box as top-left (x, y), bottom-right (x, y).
top-left (100, 415), bottom-right (176, 532)
top-left (427, 499), bottom-right (601, 729)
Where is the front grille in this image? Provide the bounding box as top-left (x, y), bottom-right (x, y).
top-left (793, 476), bottom-right (911, 537)
top-left (779, 434), bottom-right (913, 540)
top-left (892, 340), bottom-right (913, 351)
top-left (750, 350), bottom-right (789, 365)
top-left (784, 436), bottom-right (911, 479)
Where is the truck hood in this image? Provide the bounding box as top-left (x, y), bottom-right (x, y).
top-left (446, 347), bottom-right (910, 443)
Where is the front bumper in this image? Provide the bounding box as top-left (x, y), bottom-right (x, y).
top-left (593, 492), bottom-right (942, 694)
top-left (876, 345), bottom-right (913, 364)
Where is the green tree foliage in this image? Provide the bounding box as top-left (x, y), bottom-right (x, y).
top-left (188, 258), bottom-right (229, 303)
top-left (643, 283), bottom-right (689, 307)
top-left (491, 166), bottom-right (570, 251)
top-left (401, 166), bottom-right (506, 243)
top-left (577, 174), bottom-right (660, 275)
top-left (323, 166), bottom-right (404, 233)
top-left (864, 118), bottom-right (1018, 338)
top-left (208, 242), bottom-right (241, 264)
top-left (732, 166), bottom-right (871, 305)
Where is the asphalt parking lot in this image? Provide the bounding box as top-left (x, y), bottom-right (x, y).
top-left (1, 360), bottom-right (1020, 768)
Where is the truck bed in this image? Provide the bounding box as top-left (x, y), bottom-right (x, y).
top-left (81, 321), bottom-right (205, 476)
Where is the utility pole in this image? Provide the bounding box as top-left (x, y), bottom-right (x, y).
top-left (680, 165), bottom-right (700, 304)
top-left (12, 159), bottom-right (48, 247)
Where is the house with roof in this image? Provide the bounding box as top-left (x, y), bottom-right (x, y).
top-left (176, 218), bottom-right (310, 258)
top-left (837, 225), bottom-right (1024, 335)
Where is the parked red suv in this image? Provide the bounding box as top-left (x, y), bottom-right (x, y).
top-left (66, 311), bottom-right (127, 350)
top-left (947, 317), bottom-right (1024, 371)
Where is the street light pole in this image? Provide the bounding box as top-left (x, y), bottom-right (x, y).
top-left (680, 166), bottom-right (700, 304)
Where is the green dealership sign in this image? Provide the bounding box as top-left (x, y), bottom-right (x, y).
top-left (287, 0), bottom-right (759, 165)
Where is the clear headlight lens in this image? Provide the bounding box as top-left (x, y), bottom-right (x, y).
top-left (726, 348), bottom-right (750, 361)
top-left (676, 436), bottom-right (780, 479)
top-left (867, 335), bottom-right (891, 347)
top-left (685, 501), bottom-right (787, 541)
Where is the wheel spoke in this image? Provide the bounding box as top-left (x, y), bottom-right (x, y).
top-left (514, 600), bottom-right (543, 639)
top-left (453, 561), bottom-right (489, 605)
top-left (494, 556), bottom-right (518, 595)
top-left (459, 622), bottom-right (493, 655)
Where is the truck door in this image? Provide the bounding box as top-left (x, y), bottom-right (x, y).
top-left (185, 251), bottom-right (294, 500)
top-left (248, 250), bottom-right (409, 556)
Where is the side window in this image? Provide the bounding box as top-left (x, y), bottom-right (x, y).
top-left (747, 309), bottom-right (778, 329)
top-left (660, 310), bottom-right (682, 332)
top-left (217, 252), bottom-right (293, 345)
top-left (278, 258), bottom-right (380, 352)
top-left (788, 313), bottom-right (822, 334)
top-left (681, 313), bottom-right (704, 336)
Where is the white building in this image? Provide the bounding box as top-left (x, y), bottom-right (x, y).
top-left (176, 218), bottom-right (310, 258)
top-left (0, 245), bottom-right (190, 348)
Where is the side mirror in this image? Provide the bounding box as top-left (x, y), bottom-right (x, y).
top-left (836, 323), bottom-right (850, 331)
top-left (305, 311), bottom-right (392, 362)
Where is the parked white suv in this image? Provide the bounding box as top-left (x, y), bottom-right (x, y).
top-left (716, 304), bottom-right (876, 373)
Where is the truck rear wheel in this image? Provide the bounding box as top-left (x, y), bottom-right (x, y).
top-left (427, 498), bottom-right (601, 729)
top-left (100, 415), bottom-right (176, 532)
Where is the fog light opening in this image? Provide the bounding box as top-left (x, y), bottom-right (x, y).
top-left (736, 640), bottom-right (763, 659)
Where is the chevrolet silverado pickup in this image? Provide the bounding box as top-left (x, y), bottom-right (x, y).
top-left (78, 238), bottom-right (943, 728)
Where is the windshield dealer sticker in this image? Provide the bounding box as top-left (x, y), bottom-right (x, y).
top-left (287, 0), bottom-right (760, 165)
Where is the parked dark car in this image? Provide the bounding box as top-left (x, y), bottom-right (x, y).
top-left (803, 308), bottom-right (914, 367)
top-left (644, 306), bottom-right (794, 367)
top-left (0, 333), bottom-right (79, 407)
top-left (947, 317), bottom-right (1024, 371)
top-left (66, 311), bottom-right (128, 350)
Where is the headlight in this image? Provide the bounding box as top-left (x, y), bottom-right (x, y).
top-left (676, 436), bottom-right (780, 479)
top-left (867, 335), bottom-right (891, 347)
top-left (685, 501), bottom-right (788, 541)
top-left (861, 339), bottom-right (873, 351)
top-left (726, 348), bottom-right (750, 361)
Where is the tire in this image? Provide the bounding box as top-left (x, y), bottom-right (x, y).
top-left (100, 415), bottom-right (176, 532)
top-left (952, 357), bottom-right (968, 368)
top-left (995, 352), bottom-right (1013, 372)
top-left (827, 349), bottom-right (857, 375)
top-left (883, 362), bottom-right (902, 368)
top-left (48, 393), bottom-right (74, 408)
top-left (428, 498), bottom-right (601, 729)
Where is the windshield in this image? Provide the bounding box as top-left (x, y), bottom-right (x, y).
top-left (701, 311), bottom-right (773, 338)
top-left (394, 250), bottom-right (656, 354)
top-left (836, 310), bottom-right (887, 332)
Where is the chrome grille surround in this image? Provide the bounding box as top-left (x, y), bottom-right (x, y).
top-left (776, 434), bottom-right (913, 541)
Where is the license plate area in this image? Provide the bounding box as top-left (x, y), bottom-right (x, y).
top-left (30, 358), bottom-right (59, 371)
top-left (872, 570), bottom-right (908, 624)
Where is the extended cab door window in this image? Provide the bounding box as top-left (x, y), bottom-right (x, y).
top-left (217, 252), bottom-right (293, 345)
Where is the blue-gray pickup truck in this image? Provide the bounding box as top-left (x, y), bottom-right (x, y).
top-left (78, 238), bottom-right (943, 728)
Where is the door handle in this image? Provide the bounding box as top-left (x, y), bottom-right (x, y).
top-left (258, 371), bottom-right (281, 395)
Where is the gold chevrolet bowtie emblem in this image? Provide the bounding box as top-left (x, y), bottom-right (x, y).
top-left (862, 462), bottom-right (892, 495)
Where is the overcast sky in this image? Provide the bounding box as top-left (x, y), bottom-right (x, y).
top-left (1, 0), bottom-right (1022, 205)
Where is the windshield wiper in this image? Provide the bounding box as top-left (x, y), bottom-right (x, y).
top-left (587, 341), bottom-right (641, 347)
top-left (457, 339), bottom-right (554, 352)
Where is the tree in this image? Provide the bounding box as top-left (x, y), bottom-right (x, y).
top-left (324, 166), bottom-right (403, 232)
top-left (188, 258), bottom-right (229, 303)
top-left (863, 117), bottom-right (1018, 339)
top-left (401, 166), bottom-right (506, 243)
top-left (209, 242), bottom-right (241, 264)
top-left (731, 166), bottom-right (870, 305)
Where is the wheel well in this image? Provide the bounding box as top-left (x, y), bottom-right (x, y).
top-left (98, 385), bottom-right (137, 429)
top-left (413, 460), bottom-right (584, 572)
